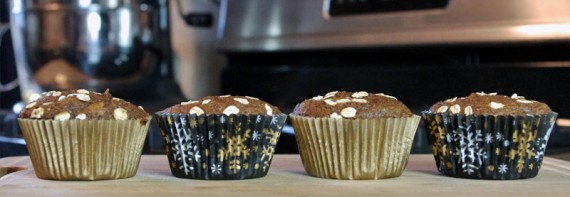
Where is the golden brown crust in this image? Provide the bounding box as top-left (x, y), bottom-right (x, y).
top-left (19, 89), bottom-right (149, 124)
top-left (292, 91), bottom-right (413, 118)
top-left (428, 92), bottom-right (552, 116)
top-left (161, 95), bottom-right (281, 115)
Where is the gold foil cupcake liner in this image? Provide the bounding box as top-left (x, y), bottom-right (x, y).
top-left (290, 115), bottom-right (421, 180)
top-left (18, 118), bottom-right (151, 180)
top-left (155, 113), bottom-right (287, 180)
top-left (421, 112), bottom-right (558, 180)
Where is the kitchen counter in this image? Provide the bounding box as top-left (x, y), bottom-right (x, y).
top-left (1, 155), bottom-right (569, 196)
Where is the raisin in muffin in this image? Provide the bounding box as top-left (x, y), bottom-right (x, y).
top-left (290, 91), bottom-right (420, 180)
top-left (18, 89), bottom-right (151, 180)
top-left (422, 92), bottom-right (557, 180)
top-left (155, 95), bottom-right (286, 180)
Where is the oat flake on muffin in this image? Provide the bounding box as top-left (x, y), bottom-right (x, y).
top-left (161, 95), bottom-right (280, 116)
top-left (292, 91), bottom-right (412, 118)
top-left (428, 92), bottom-right (551, 116)
top-left (19, 89), bottom-right (149, 124)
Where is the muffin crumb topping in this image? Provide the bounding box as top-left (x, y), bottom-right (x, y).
top-left (223, 105), bottom-right (240, 115)
top-left (437, 106), bottom-right (449, 113)
top-left (449, 104), bottom-right (461, 114)
top-left (233, 98), bottom-right (249, 105)
top-left (429, 92), bottom-right (551, 116)
top-left (340, 107), bottom-right (357, 118)
top-left (265, 104), bottom-right (273, 115)
top-left (31, 107), bottom-right (45, 119)
top-left (464, 106), bottom-right (473, 115)
top-left (113, 108), bottom-right (129, 120)
top-left (161, 95), bottom-right (281, 116)
top-left (189, 106), bottom-right (205, 115)
top-left (75, 113), bottom-right (87, 120)
top-left (54, 112), bottom-right (71, 121)
top-left (19, 89), bottom-right (149, 122)
top-left (351, 91), bottom-right (368, 98)
top-left (324, 91), bottom-right (338, 99)
top-left (489, 102), bottom-right (505, 109)
top-left (293, 91), bottom-right (412, 118)
top-left (25, 102), bottom-right (36, 109)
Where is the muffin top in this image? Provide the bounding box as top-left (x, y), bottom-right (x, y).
top-left (292, 91), bottom-right (413, 118)
top-left (428, 92), bottom-right (552, 116)
top-left (160, 95), bottom-right (281, 116)
top-left (19, 89), bottom-right (149, 123)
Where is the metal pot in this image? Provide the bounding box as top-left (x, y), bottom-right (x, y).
top-left (8, 0), bottom-right (171, 102)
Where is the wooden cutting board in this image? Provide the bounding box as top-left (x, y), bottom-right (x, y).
top-left (1, 154), bottom-right (569, 196)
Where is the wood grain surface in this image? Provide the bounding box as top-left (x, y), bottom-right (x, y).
top-left (1, 154), bottom-right (569, 196)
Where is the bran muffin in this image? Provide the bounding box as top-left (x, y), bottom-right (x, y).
top-left (292, 91), bottom-right (412, 118)
top-left (20, 89), bottom-right (149, 122)
top-left (290, 91), bottom-right (420, 180)
top-left (422, 92), bottom-right (558, 180)
top-left (155, 95), bottom-right (286, 180)
top-left (18, 89), bottom-right (151, 180)
top-left (428, 92), bottom-right (551, 116)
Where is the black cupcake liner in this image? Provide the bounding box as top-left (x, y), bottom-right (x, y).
top-left (155, 112), bottom-right (287, 180)
top-left (421, 112), bottom-right (557, 180)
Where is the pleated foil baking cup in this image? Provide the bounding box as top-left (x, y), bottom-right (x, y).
top-left (155, 112), bottom-right (287, 180)
top-left (18, 118), bottom-right (151, 180)
top-left (421, 112), bottom-right (558, 180)
top-left (290, 115), bottom-right (421, 180)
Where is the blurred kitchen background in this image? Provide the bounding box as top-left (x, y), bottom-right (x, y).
top-left (1, 0), bottom-right (569, 160)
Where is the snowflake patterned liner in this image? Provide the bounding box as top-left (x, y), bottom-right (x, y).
top-left (290, 114), bottom-right (421, 180)
top-left (155, 112), bottom-right (287, 180)
top-left (421, 111), bottom-right (557, 180)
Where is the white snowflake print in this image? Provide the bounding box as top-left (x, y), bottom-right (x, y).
top-left (253, 130), bottom-right (260, 141)
top-left (498, 164), bottom-right (508, 174)
top-left (220, 116), bottom-right (226, 123)
top-left (475, 148), bottom-right (487, 166)
top-left (172, 124), bottom-right (192, 175)
top-left (462, 163), bottom-right (478, 175)
top-left (545, 123), bottom-right (554, 141)
top-left (456, 124), bottom-right (487, 175)
top-left (180, 117), bottom-right (187, 126)
top-left (271, 116), bottom-right (279, 125)
top-left (208, 130), bottom-right (214, 140)
top-left (454, 147), bottom-right (462, 156)
top-left (211, 164), bottom-right (222, 175)
top-left (485, 133), bottom-right (493, 144)
top-left (256, 115), bottom-right (262, 123)
top-left (188, 145), bottom-right (201, 162)
top-left (503, 140), bottom-right (510, 147)
top-left (535, 151), bottom-right (544, 160)
top-left (446, 133), bottom-right (453, 143)
top-left (175, 122), bottom-right (181, 130)
top-left (495, 133), bottom-right (504, 141)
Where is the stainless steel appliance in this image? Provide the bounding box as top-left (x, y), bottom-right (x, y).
top-left (217, 0), bottom-right (570, 153)
top-left (8, 0), bottom-right (174, 103)
top-left (0, 0), bottom-right (186, 157)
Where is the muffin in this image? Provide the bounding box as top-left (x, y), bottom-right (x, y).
top-left (18, 89), bottom-right (151, 180)
top-left (290, 91), bottom-right (421, 180)
top-left (422, 92), bottom-right (557, 180)
top-left (155, 95), bottom-right (287, 180)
